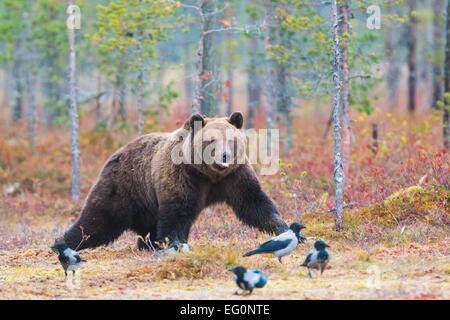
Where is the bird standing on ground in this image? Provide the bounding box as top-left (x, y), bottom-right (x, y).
top-left (170, 240), bottom-right (192, 253)
top-left (228, 266), bottom-right (268, 296)
top-left (243, 222), bottom-right (306, 263)
top-left (301, 240), bottom-right (330, 278)
top-left (155, 240), bottom-right (192, 257)
top-left (51, 242), bottom-right (86, 281)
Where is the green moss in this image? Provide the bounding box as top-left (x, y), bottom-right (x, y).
top-left (361, 185), bottom-right (449, 226)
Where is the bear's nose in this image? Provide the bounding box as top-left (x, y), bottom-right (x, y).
top-left (222, 152), bottom-right (231, 163)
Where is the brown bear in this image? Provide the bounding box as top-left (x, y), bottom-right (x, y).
top-left (64, 112), bottom-right (288, 250)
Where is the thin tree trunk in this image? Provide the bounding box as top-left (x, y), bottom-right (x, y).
top-left (2, 64), bottom-right (10, 112)
top-left (184, 43), bottom-right (194, 113)
top-left (408, 0), bottom-right (417, 113)
top-left (276, 30), bottom-right (292, 150)
top-left (200, 0), bottom-right (218, 117)
top-left (137, 63), bottom-right (144, 136)
top-left (340, 0), bottom-right (351, 181)
top-left (432, 0), bottom-right (444, 109)
top-left (108, 56), bottom-right (127, 129)
top-left (43, 6), bottom-right (62, 127)
top-left (11, 40), bottom-right (23, 122)
top-left (68, 0), bottom-right (81, 203)
top-left (370, 123), bottom-right (378, 155)
top-left (321, 111), bottom-right (333, 141)
top-left (118, 74), bottom-right (127, 122)
top-left (265, 0), bottom-right (275, 149)
top-left (226, 36), bottom-right (233, 116)
top-left (136, 4), bottom-right (144, 137)
top-left (246, 1), bottom-right (261, 129)
top-left (25, 70), bottom-right (38, 155)
top-left (193, 4), bottom-right (205, 114)
top-left (95, 70), bottom-right (102, 124)
top-left (331, 0), bottom-right (344, 231)
top-left (285, 112), bottom-right (293, 150)
top-left (386, 1), bottom-right (400, 110)
top-left (225, 0), bottom-right (233, 116)
top-left (444, 0), bottom-right (450, 150)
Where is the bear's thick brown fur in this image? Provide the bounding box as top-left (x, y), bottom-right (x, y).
top-left (64, 112), bottom-right (288, 250)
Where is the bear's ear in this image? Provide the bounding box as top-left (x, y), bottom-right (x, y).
top-left (184, 113), bottom-right (205, 131)
top-left (228, 112), bottom-right (243, 129)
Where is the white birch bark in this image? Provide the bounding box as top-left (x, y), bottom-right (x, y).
top-left (340, 0), bottom-right (351, 183)
top-left (68, 0), bottom-right (81, 202)
top-left (331, 0), bottom-right (344, 230)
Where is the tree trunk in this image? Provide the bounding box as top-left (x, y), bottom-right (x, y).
top-left (340, 0), bottom-right (351, 182)
top-left (118, 73), bottom-right (127, 122)
top-left (225, 0), bottom-right (233, 116)
top-left (331, 0), bottom-right (344, 231)
top-left (11, 40), bottom-right (23, 123)
top-left (226, 37), bottom-right (233, 116)
top-left (25, 70), bottom-right (38, 155)
top-left (246, 2), bottom-right (261, 129)
top-left (43, 7), bottom-right (63, 127)
top-left (432, 0), bottom-right (444, 109)
top-left (184, 43), bottom-right (193, 113)
top-left (408, 0), bottom-right (417, 113)
top-left (95, 70), bottom-right (103, 124)
top-left (68, 0), bottom-right (81, 203)
top-left (200, 0), bottom-right (219, 117)
top-left (276, 29), bottom-right (293, 150)
top-left (386, 1), bottom-right (400, 110)
top-left (444, 0), bottom-right (450, 150)
top-left (2, 63), bottom-right (10, 113)
top-left (265, 0), bottom-right (275, 149)
top-left (137, 65), bottom-right (144, 136)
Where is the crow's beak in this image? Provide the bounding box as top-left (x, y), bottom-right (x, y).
top-left (326, 244), bottom-right (330, 248)
top-left (228, 268), bottom-right (235, 272)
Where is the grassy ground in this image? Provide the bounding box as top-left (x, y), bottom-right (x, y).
top-left (0, 200), bottom-right (448, 300)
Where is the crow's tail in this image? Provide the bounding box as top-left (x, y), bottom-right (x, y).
top-left (243, 248), bottom-right (263, 257)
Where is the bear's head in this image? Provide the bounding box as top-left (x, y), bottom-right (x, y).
top-left (177, 112), bottom-right (246, 180)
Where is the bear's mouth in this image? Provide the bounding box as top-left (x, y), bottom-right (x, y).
top-left (213, 162), bottom-right (230, 171)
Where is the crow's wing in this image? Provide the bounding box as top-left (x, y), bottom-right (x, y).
top-left (74, 253), bottom-right (82, 264)
top-left (317, 250), bottom-right (329, 264)
top-left (301, 252), bottom-right (312, 267)
top-left (58, 254), bottom-right (69, 264)
top-left (258, 239), bottom-right (292, 253)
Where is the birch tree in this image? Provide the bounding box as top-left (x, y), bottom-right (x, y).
top-left (340, 0), bottom-right (351, 182)
top-left (67, 0), bottom-right (81, 202)
top-left (331, 0), bottom-right (344, 231)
